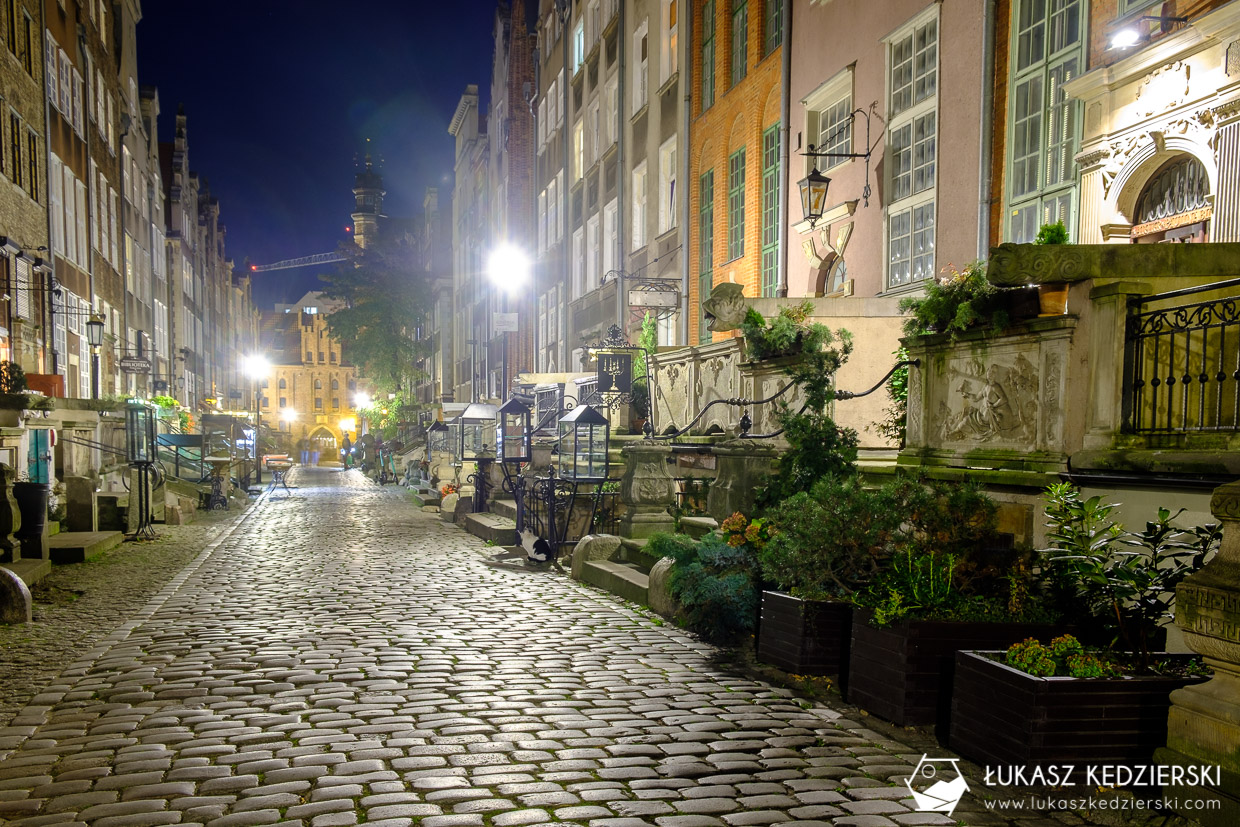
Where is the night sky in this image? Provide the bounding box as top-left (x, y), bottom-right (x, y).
top-left (137, 1), bottom-right (502, 308)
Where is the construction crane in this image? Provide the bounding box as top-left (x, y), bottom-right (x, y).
top-left (249, 251), bottom-right (348, 273)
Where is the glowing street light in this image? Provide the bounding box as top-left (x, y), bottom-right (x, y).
top-left (486, 243), bottom-right (530, 401)
top-left (243, 355), bottom-right (271, 483)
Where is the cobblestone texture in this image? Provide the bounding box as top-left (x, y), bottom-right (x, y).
top-left (0, 468), bottom-right (1200, 827)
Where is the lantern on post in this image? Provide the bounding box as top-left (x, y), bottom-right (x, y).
top-left (426, 419), bottom-right (449, 458)
top-left (496, 397), bottom-right (532, 465)
top-left (557, 405), bottom-right (609, 481)
top-left (125, 400), bottom-right (156, 464)
top-left (459, 402), bottom-right (497, 462)
top-left (797, 167), bottom-right (831, 228)
top-left (446, 416), bottom-right (462, 466)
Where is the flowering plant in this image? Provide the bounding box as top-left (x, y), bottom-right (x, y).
top-left (440, 482), bottom-right (459, 498)
top-left (720, 512), bottom-right (772, 550)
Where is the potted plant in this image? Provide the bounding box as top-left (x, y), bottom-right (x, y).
top-left (756, 476), bottom-right (903, 681)
top-left (898, 260), bottom-right (1012, 339)
top-left (1033, 221), bottom-right (1070, 315)
top-left (649, 529), bottom-right (763, 644)
top-left (844, 476), bottom-right (1062, 736)
top-left (949, 484), bottom-right (1219, 768)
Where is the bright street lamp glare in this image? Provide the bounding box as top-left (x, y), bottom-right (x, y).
top-left (353, 392), bottom-right (371, 408)
top-left (487, 244), bottom-right (530, 291)
top-left (280, 408), bottom-right (298, 422)
top-left (1110, 27), bottom-right (1140, 49)
top-left (243, 354), bottom-right (270, 379)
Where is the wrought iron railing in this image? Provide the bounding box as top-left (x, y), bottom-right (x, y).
top-left (1126, 278), bottom-right (1240, 434)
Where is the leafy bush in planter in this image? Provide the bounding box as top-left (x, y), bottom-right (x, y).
top-left (650, 530), bottom-right (762, 643)
top-left (1041, 482), bottom-right (1220, 669)
top-left (1005, 634), bottom-right (1119, 678)
top-left (899, 260), bottom-right (1010, 339)
top-left (758, 476), bottom-right (903, 599)
top-left (755, 410), bottom-right (858, 510)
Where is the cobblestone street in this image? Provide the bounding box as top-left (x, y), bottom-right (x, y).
top-left (0, 467), bottom-right (1189, 827)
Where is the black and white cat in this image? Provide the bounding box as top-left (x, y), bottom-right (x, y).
top-left (518, 529), bottom-right (552, 563)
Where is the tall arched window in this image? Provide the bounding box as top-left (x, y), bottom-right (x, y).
top-left (278, 378), bottom-right (287, 389)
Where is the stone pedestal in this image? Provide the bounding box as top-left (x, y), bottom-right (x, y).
top-left (0, 464), bottom-right (20, 563)
top-left (65, 475), bottom-right (98, 533)
top-left (1156, 480), bottom-right (1240, 824)
top-left (707, 439), bottom-right (779, 523)
top-left (618, 442), bottom-right (676, 539)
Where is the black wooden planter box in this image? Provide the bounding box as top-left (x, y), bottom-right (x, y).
top-left (757, 591), bottom-right (852, 682)
top-left (949, 650), bottom-right (1207, 769)
top-left (846, 613), bottom-right (1061, 736)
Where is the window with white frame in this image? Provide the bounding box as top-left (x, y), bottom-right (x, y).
top-left (634, 19), bottom-right (648, 113)
top-left (49, 154), bottom-right (64, 255)
top-left (586, 214), bottom-right (600, 293)
top-left (588, 101), bottom-right (600, 166)
top-left (588, 0), bottom-right (600, 46)
top-left (572, 20), bottom-right (585, 72)
top-left (14, 256), bottom-right (32, 320)
top-left (538, 96), bottom-right (547, 148)
top-left (548, 175), bottom-right (560, 243)
top-left (75, 179), bottom-right (86, 267)
top-left (538, 189), bottom-right (547, 252)
top-left (632, 161), bottom-right (648, 250)
top-left (885, 10), bottom-right (938, 289)
top-left (603, 199), bottom-right (618, 278)
top-left (803, 67), bottom-right (853, 174)
top-left (604, 78), bottom-right (618, 149)
top-left (62, 164), bottom-right (77, 266)
top-left (658, 137), bottom-right (677, 234)
top-left (572, 228), bottom-right (585, 300)
top-left (661, 0), bottom-right (678, 84)
top-left (1007, 0), bottom-right (1083, 243)
top-left (573, 118), bottom-right (584, 179)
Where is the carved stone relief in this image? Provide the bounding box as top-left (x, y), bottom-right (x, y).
top-left (1135, 61), bottom-right (1191, 119)
top-left (1042, 351), bottom-right (1062, 445)
top-left (935, 354), bottom-right (1039, 445)
top-left (1229, 41), bottom-right (1240, 77)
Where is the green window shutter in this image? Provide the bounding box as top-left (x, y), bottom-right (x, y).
top-left (761, 126), bottom-right (780, 298)
top-left (728, 147), bottom-right (745, 262)
top-left (699, 169), bottom-right (714, 344)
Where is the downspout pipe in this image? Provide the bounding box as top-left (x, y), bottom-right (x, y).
top-left (977, 0), bottom-right (996, 259)
top-left (679, 0), bottom-right (692, 345)
top-left (777, 0), bottom-right (791, 298)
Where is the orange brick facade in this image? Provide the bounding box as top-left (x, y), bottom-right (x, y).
top-left (687, 0), bottom-right (782, 346)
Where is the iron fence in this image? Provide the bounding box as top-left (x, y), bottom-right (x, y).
top-left (518, 471), bottom-right (622, 561)
top-left (1126, 279), bottom-right (1240, 434)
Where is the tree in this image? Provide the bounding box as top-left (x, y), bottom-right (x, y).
top-left (319, 243), bottom-right (432, 403)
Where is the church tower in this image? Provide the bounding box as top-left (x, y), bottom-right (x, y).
top-left (351, 154), bottom-right (385, 250)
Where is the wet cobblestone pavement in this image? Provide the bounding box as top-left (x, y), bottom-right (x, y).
top-left (0, 467), bottom-right (1196, 826)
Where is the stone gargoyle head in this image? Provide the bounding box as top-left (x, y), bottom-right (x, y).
top-left (702, 282), bottom-right (748, 332)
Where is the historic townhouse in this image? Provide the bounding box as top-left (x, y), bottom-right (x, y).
top-left (688, 0), bottom-right (783, 344)
top-left (449, 84), bottom-right (490, 403)
top-left (786, 0), bottom-right (991, 298)
top-left (486, 0), bottom-right (536, 396)
top-left (411, 186), bottom-right (454, 415)
top-left (160, 108), bottom-right (205, 409)
top-left (534, 0), bottom-right (567, 371)
top-left (0, 0), bottom-right (49, 376)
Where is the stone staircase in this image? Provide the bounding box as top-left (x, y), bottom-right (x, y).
top-left (578, 537), bottom-right (661, 605)
top-left (409, 481), bottom-right (441, 509)
top-left (463, 498), bottom-right (519, 552)
top-left (48, 531), bottom-right (125, 564)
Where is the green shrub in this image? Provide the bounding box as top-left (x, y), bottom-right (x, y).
top-left (1004, 635), bottom-right (1120, 679)
top-left (1034, 221), bottom-right (1069, 245)
top-left (649, 531), bottom-right (761, 643)
top-left (756, 409), bottom-right (858, 509)
top-left (899, 260), bottom-right (1010, 339)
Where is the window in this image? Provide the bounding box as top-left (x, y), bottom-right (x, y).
top-left (279, 378), bottom-right (287, 389)
top-left (572, 20), bottom-right (584, 72)
top-left (538, 189), bottom-right (547, 252)
top-left (25, 130), bottom-right (35, 200)
top-left (43, 32), bottom-right (54, 102)
top-left (1006, 0), bottom-right (1083, 242)
top-left (661, 0), bottom-right (678, 84)
top-left (699, 170), bottom-right (714, 344)
top-left (603, 198), bottom-right (618, 278)
top-left (318, 351), bottom-right (324, 362)
top-left (315, 398), bottom-right (323, 410)
top-left (886, 10), bottom-right (939, 288)
top-left (765, 0), bottom-right (782, 56)
top-left (731, 0), bottom-right (748, 87)
top-left (634, 20), bottom-right (649, 112)
top-left (658, 138), bottom-right (677, 233)
top-left (8, 111), bottom-right (19, 190)
top-left (572, 228), bottom-right (584, 299)
top-left (22, 14), bottom-right (32, 75)
top-left (332, 379), bottom-right (339, 389)
top-left (49, 154), bottom-right (62, 255)
top-left (701, 0), bottom-right (715, 110)
top-left (727, 148), bottom-right (745, 261)
top-left (573, 119), bottom-right (584, 179)
top-left (332, 398), bottom-right (340, 409)
top-left (604, 78), bottom-right (618, 148)
top-left (803, 68), bottom-right (853, 173)
top-left (586, 214), bottom-right (600, 293)
top-left (279, 397), bottom-right (286, 407)
top-left (14, 256), bottom-right (31, 319)
top-left (761, 126), bottom-right (779, 297)
top-left (5, 0), bottom-right (14, 53)
top-left (548, 175), bottom-right (560, 243)
top-left (314, 379), bottom-right (322, 389)
top-left (632, 161), bottom-right (647, 250)
top-left (306, 350), bottom-right (313, 362)
top-left (588, 101), bottom-right (600, 166)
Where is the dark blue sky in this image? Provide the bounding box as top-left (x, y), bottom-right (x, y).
top-left (138, 1), bottom-right (502, 307)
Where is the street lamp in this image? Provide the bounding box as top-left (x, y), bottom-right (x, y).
top-left (797, 167), bottom-right (831, 228)
top-left (487, 243), bottom-right (530, 401)
top-left (86, 313), bottom-right (104, 400)
top-left (243, 355), bottom-right (270, 483)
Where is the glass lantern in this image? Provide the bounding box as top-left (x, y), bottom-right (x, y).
top-left (459, 402), bottom-right (497, 461)
top-left (426, 420), bottom-right (449, 455)
top-left (496, 397), bottom-right (531, 464)
top-left (125, 400), bottom-right (156, 464)
top-left (446, 417), bottom-right (462, 465)
top-left (557, 405), bottom-right (609, 481)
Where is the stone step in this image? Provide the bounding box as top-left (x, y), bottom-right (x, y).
top-left (680, 516), bottom-right (719, 539)
top-left (581, 559), bottom-right (649, 605)
top-left (2, 557), bottom-right (51, 587)
top-left (618, 537), bottom-right (659, 572)
top-left (411, 490), bottom-right (441, 508)
top-left (464, 511), bottom-right (517, 546)
top-left (490, 498), bottom-right (518, 521)
top-left (48, 531), bottom-right (125, 565)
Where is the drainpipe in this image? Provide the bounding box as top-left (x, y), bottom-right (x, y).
top-left (679, 0), bottom-right (692, 345)
top-left (776, 0), bottom-right (791, 298)
top-left (977, 0), bottom-right (996, 259)
top-left (615, 1), bottom-right (626, 336)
